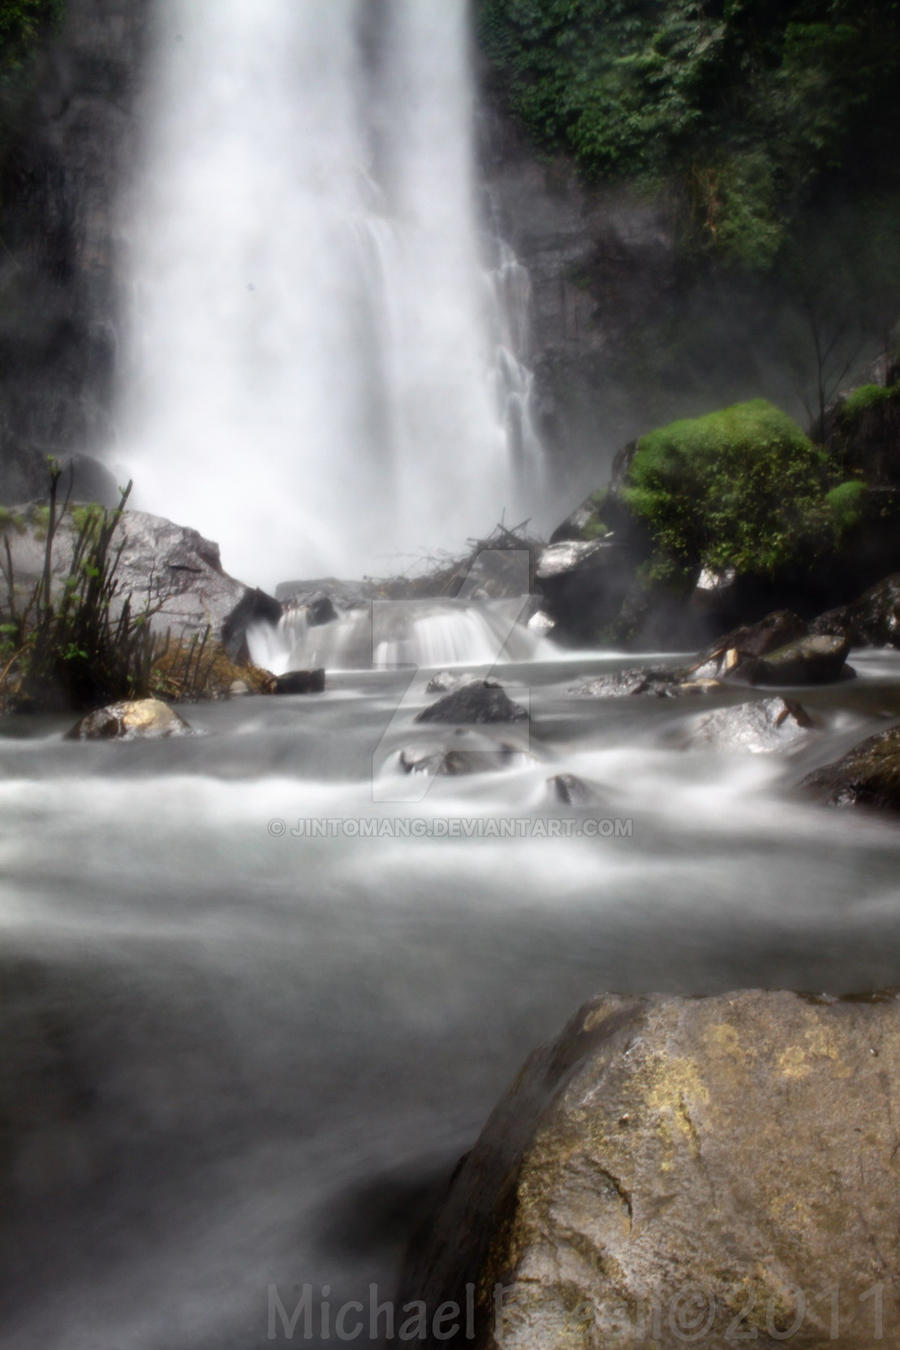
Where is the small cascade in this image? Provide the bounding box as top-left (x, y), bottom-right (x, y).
top-left (248, 597), bottom-right (551, 673)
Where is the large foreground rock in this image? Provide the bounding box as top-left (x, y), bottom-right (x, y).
top-left (405, 989), bottom-right (900, 1349)
top-left (800, 723), bottom-right (900, 812)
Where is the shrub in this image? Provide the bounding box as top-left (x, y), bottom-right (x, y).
top-left (620, 399), bottom-right (837, 589)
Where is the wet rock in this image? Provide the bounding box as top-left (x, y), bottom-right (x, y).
top-left (303, 592), bottom-right (338, 627)
top-left (400, 730), bottom-right (529, 777)
top-left (273, 668), bottom-right (325, 695)
top-left (426, 671), bottom-right (472, 695)
top-left (526, 610), bottom-right (556, 635)
top-left (693, 610), bottom-right (808, 680)
top-left (416, 681), bottom-right (528, 725)
top-left (228, 679), bottom-right (250, 697)
top-left (678, 697), bottom-right (813, 753)
top-left (690, 564), bottom-right (737, 611)
top-left (405, 989), bottom-right (900, 1349)
top-left (812, 574), bottom-right (900, 648)
top-left (546, 773), bottom-right (593, 805)
top-left (535, 538), bottom-right (640, 647)
top-left (748, 632), bottom-right (852, 686)
top-left (65, 699), bottom-right (193, 741)
top-left (569, 667), bottom-right (681, 698)
top-left (800, 723), bottom-right (900, 812)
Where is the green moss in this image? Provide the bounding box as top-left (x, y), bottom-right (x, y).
top-left (825, 479), bottom-right (867, 532)
top-left (839, 383), bottom-right (900, 420)
top-left (621, 399), bottom-right (836, 589)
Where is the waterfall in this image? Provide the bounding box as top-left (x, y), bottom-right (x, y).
top-left (112, 0), bottom-right (544, 590)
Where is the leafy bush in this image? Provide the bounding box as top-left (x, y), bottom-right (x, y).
top-left (620, 399), bottom-right (839, 588)
top-left (475, 0), bottom-right (900, 269)
top-left (0, 467), bottom-right (166, 710)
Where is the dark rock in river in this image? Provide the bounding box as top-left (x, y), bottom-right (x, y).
top-left (569, 666), bottom-right (682, 698)
top-left (692, 610), bottom-right (809, 680)
top-left (273, 668), bottom-right (325, 695)
top-left (747, 632), bottom-right (851, 686)
top-left (416, 681), bottom-right (528, 725)
top-left (800, 722), bottom-right (900, 812)
top-left (404, 989), bottom-right (900, 1349)
top-left (65, 698), bottom-right (193, 740)
top-left (677, 696), bottom-right (813, 753)
top-left (546, 772), bottom-right (594, 805)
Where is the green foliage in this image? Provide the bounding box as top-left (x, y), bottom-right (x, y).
top-left (475, 0), bottom-right (900, 269)
top-left (840, 383), bottom-right (900, 420)
top-left (825, 479), bottom-right (867, 533)
top-left (0, 466), bottom-right (166, 711)
top-left (620, 398), bottom-right (838, 587)
top-left (0, 0), bottom-right (61, 79)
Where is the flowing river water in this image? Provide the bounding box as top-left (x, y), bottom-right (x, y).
top-left (2, 641), bottom-right (899, 1349)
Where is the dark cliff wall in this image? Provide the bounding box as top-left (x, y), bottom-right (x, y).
top-left (0, 0), bottom-right (150, 501)
top-left (477, 101), bottom-right (826, 511)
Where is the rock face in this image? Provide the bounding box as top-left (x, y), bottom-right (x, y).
top-left (405, 989), bottom-right (900, 1349)
top-left (0, 0), bottom-right (152, 494)
top-left (2, 503), bottom-right (281, 652)
top-left (416, 681), bottom-right (529, 725)
top-left (65, 697), bottom-right (192, 740)
top-left (800, 723), bottom-right (900, 812)
top-left (813, 574), bottom-right (900, 648)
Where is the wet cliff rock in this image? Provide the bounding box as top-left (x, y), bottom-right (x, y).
top-left (0, 0), bottom-right (151, 498)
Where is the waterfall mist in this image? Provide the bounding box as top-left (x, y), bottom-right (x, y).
top-left (112, 0), bottom-right (544, 589)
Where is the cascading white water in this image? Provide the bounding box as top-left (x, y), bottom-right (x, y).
top-left (249, 596), bottom-right (553, 673)
top-left (112, 0), bottom-right (544, 590)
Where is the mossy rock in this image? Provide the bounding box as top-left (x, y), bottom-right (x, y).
top-left (829, 383), bottom-right (900, 486)
top-left (800, 722), bottom-right (900, 811)
top-left (620, 400), bottom-right (838, 592)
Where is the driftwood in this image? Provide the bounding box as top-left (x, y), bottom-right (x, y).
top-left (365, 518), bottom-right (545, 600)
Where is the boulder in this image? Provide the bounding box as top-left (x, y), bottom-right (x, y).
top-left (691, 610), bottom-right (808, 680)
top-left (400, 730), bottom-right (529, 777)
top-left (747, 633), bottom-right (851, 686)
top-left (64, 698), bottom-right (193, 740)
top-left (273, 668), bottom-right (325, 695)
top-left (535, 539), bottom-right (639, 647)
top-left (416, 681), bottom-right (528, 725)
top-left (677, 697), bottom-right (813, 753)
top-left (800, 722), bottom-right (900, 812)
top-left (404, 989), bottom-right (900, 1349)
top-left (1, 503), bottom-right (281, 654)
